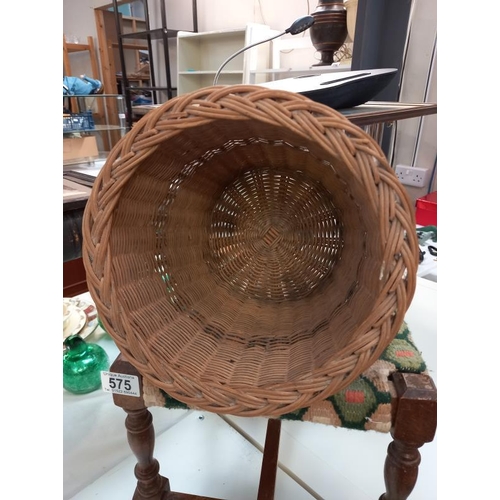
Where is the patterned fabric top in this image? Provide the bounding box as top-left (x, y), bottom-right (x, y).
top-left (143, 321), bottom-right (426, 433)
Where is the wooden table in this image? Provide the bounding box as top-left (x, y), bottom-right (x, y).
top-left (340, 101), bottom-right (437, 127)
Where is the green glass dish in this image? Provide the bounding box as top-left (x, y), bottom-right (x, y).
top-left (63, 334), bottom-right (110, 394)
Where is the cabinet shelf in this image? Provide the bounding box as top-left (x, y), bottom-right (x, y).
top-left (65, 42), bottom-right (92, 53)
top-left (112, 42), bottom-right (148, 51)
top-left (177, 24), bottom-right (279, 95)
top-left (120, 27), bottom-right (180, 40)
top-left (63, 124), bottom-right (125, 135)
top-left (127, 76), bottom-right (151, 82)
top-left (63, 94), bottom-right (127, 166)
top-left (178, 70), bottom-right (243, 75)
top-left (126, 85), bottom-right (177, 92)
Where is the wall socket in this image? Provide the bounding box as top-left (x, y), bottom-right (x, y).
top-left (395, 165), bottom-right (429, 188)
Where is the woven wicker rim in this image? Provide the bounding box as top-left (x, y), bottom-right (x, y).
top-left (83, 85), bottom-right (418, 417)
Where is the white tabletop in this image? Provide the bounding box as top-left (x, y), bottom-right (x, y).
top-left (64, 277), bottom-right (437, 500)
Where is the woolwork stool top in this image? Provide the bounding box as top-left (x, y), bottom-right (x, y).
top-left (83, 85), bottom-right (418, 419)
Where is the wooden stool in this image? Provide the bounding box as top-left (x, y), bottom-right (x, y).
top-left (109, 320), bottom-right (437, 500)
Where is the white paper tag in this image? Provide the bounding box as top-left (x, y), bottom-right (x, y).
top-left (101, 371), bottom-right (140, 397)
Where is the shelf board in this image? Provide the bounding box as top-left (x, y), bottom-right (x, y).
top-left (63, 124), bottom-right (125, 135)
top-left (125, 86), bottom-right (177, 92)
top-left (121, 15), bottom-right (146, 23)
top-left (62, 93), bottom-right (125, 98)
top-left (120, 28), bottom-right (180, 40)
top-left (63, 155), bottom-right (102, 168)
top-left (250, 64), bottom-right (352, 76)
top-left (178, 27), bottom-right (247, 39)
top-left (65, 43), bottom-right (91, 53)
top-left (179, 70), bottom-right (243, 75)
top-left (112, 41), bottom-right (148, 51)
top-left (63, 155), bottom-right (108, 170)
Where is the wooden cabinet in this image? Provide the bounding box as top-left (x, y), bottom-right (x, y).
top-left (177, 23), bottom-right (279, 95)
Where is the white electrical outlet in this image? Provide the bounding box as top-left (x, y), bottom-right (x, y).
top-left (395, 165), bottom-right (430, 188)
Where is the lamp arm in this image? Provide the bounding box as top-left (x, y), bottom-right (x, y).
top-left (213, 31), bottom-right (287, 86)
top-left (213, 16), bottom-right (315, 86)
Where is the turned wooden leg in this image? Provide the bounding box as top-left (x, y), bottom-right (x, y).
top-left (111, 354), bottom-right (170, 500)
top-left (126, 407), bottom-right (170, 499)
top-left (379, 372), bottom-right (437, 500)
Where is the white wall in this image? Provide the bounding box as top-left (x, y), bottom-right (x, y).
top-left (64, 0), bottom-right (97, 41)
top-left (63, 0), bottom-right (100, 78)
top-left (196, 0), bottom-right (310, 32)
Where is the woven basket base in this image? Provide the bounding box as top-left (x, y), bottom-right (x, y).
top-left (84, 86), bottom-right (419, 417)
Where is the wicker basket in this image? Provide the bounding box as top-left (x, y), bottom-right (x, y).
top-left (83, 85), bottom-right (418, 417)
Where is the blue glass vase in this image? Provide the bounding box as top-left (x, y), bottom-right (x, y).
top-left (63, 334), bottom-right (110, 394)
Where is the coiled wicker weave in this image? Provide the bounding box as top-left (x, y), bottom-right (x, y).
top-left (82, 85), bottom-right (418, 417)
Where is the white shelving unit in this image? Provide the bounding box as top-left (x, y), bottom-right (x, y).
top-left (248, 36), bottom-right (352, 84)
top-left (177, 23), bottom-right (279, 95)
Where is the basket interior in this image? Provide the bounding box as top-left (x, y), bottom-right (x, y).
top-left (108, 118), bottom-right (386, 387)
